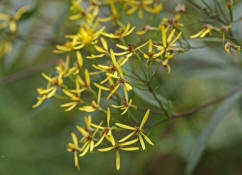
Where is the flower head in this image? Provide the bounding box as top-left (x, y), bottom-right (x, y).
top-left (0, 6), bottom-right (28, 32)
top-left (98, 137), bottom-right (139, 170)
top-left (115, 109), bottom-right (154, 150)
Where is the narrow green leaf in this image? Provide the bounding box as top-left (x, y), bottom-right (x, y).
top-left (20, 6), bottom-right (39, 21)
top-left (133, 87), bottom-right (170, 111)
top-left (185, 89), bottom-right (242, 175)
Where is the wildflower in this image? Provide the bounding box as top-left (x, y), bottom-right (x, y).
top-left (69, 0), bottom-right (98, 25)
top-left (98, 137), bottom-right (139, 170)
top-left (144, 3), bottom-right (163, 15)
top-left (78, 69), bottom-right (92, 90)
top-left (126, 0), bottom-right (153, 18)
top-left (91, 107), bottom-right (113, 146)
top-left (190, 24), bottom-right (215, 38)
top-left (83, 115), bottom-right (93, 131)
top-left (76, 122), bottom-right (102, 157)
top-left (111, 98), bottom-right (133, 115)
top-left (97, 3), bottom-right (124, 27)
top-left (115, 109), bottom-right (154, 150)
top-left (115, 41), bottom-right (149, 58)
top-left (66, 51), bottom-right (83, 75)
top-left (92, 49), bottom-right (128, 74)
top-left (138, 40), bottom-right (163, 62)
top-left (79, 88), bottom-right (102, 112)
top-left (56, 56), bottom-right (71, 78)
top-left (67, 132), bottom-right (80, 170)
top-left (87, 37), bottom-right (109, 59)
top-left (93, 77), bottom-right (115, 96)
top-left (33, 73), bottom-right (63, 108)
top-left (102, 24), bottom-right (135, 39)
top-left (66, 24), bottom-right (105, 48)
top-left (224, 40), bottom-right (240, 57)
top-left (53, 41), bottom-right (82, 54)
top-left (61, 77), bottom-right (85, 111)
top-left (70, 0), bottom-right (82, 11)
top-left (160, 14), bottom-right (184, 28)
top-left (154, 26), bottom-right (183, 72)
top-left (0, 6), bottom-right (28, 32)
top-left (95, 49), bottom-right (132, 100)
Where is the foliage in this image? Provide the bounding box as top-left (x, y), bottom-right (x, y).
top-left (0, 0), bottom-right (242, 174)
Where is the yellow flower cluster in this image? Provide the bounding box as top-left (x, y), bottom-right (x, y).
top-left (190, 24), bottom-right (240, 57)
top-left (32, 0), bottom-right (185, 171)
top-left (67, 109), bottom-right (152, 170)
top-left (0, 6), bottom-right (28, 58)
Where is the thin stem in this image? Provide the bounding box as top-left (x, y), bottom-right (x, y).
top-left (147, 83), bottom-right (242, 129)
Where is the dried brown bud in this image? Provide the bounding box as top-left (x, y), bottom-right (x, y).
top-left (175, 3), bottom-right (186, 13)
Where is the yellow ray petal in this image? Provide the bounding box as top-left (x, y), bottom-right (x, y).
top-left (140, 109), bottom-right (150, 129)
top-left (98, 146), bottom-right (114, 152)
top-left (119, 131), bottom-right (136, 142)
top-left (116, 150), bottom-right (120, 171)
top-left (71, 132), bottom-right (78, 146)
top-left (142, 132), bottom-right (154, 146)
top-left (115, 123), bottom-right (135, 130)
top-left (79, 144), bottom-right (90, 157)
top-left (120, 147), bottom-right (139, 151)
top-left (119, 138), bottom-right (138, 146)
top-left (139, 134), bottom-right (145, 150)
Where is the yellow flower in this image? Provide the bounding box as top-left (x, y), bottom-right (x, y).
top-left (78, 69), bottom-right (92, 90)
top-left (115, 41), bottom-right (149, 58)
top-left (224, 40), bottom-right (240, 58)
top-left (79, 88), bottom-right (102, 112)
top-left (92, 49), bottom-right (128, 76)
top-left (67, 132), bottom-right (80, 170)
top-left (61, 77), bottom-right (86, 111)
top-left (102, 24), bottom-right (135, 39)
top-left (53, 41), bottom-right (82, 54)
top-left (69, 0), bottom-right (98, 25)
top-left (111, 98), bottom-right (133, 115)
top-left (87, 37), bottom-right (109, 59)
top-left (66, 24), bottom-right (105, 47)
top-left (0, 6), bottom-right (28, 32)
top-left (93, 77), bottom-right (115, 95)
top-left (91, 107), bottom-right (113, 147)
top-left (97, 3), bottom-right (123, 26)
top-left (115, 109), bottom-right (154, 150)
top-left (70, 0), bottom-right (83, 12)
top-left (76, 122), bottom-right (102, 157)
top-left (94, 49), bottom-right (132, 100)
top-left (55, 56), bottom-right (71, 77)
top-left (33, 73), bottom-right (63, 108)
top-left (138, 40), bottom-right (163, 62)
top-left (126, 0), bottom-right (153, 18)
top-left (98, 137), bottom-right (139, 170)
top-left (144, 3), bottom-right (163, 15)
top-left (66, 51), bottom-right (83, 76)
top-left (154, 26), bottom-right (183, 72)
top-left (160, 14), bottom-right (184, 28)
top-left (190, 24), bottom-right (214, 38)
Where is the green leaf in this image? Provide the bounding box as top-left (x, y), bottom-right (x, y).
top-left (19, 6), bottom-right (39, 21)
top-left (133, 87), bottom-right (171, 112)
top-left (185, 89), bottom-right (242, 175)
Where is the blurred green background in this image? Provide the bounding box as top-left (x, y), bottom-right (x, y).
top-left (0, 0), bottom-right (242, 174)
